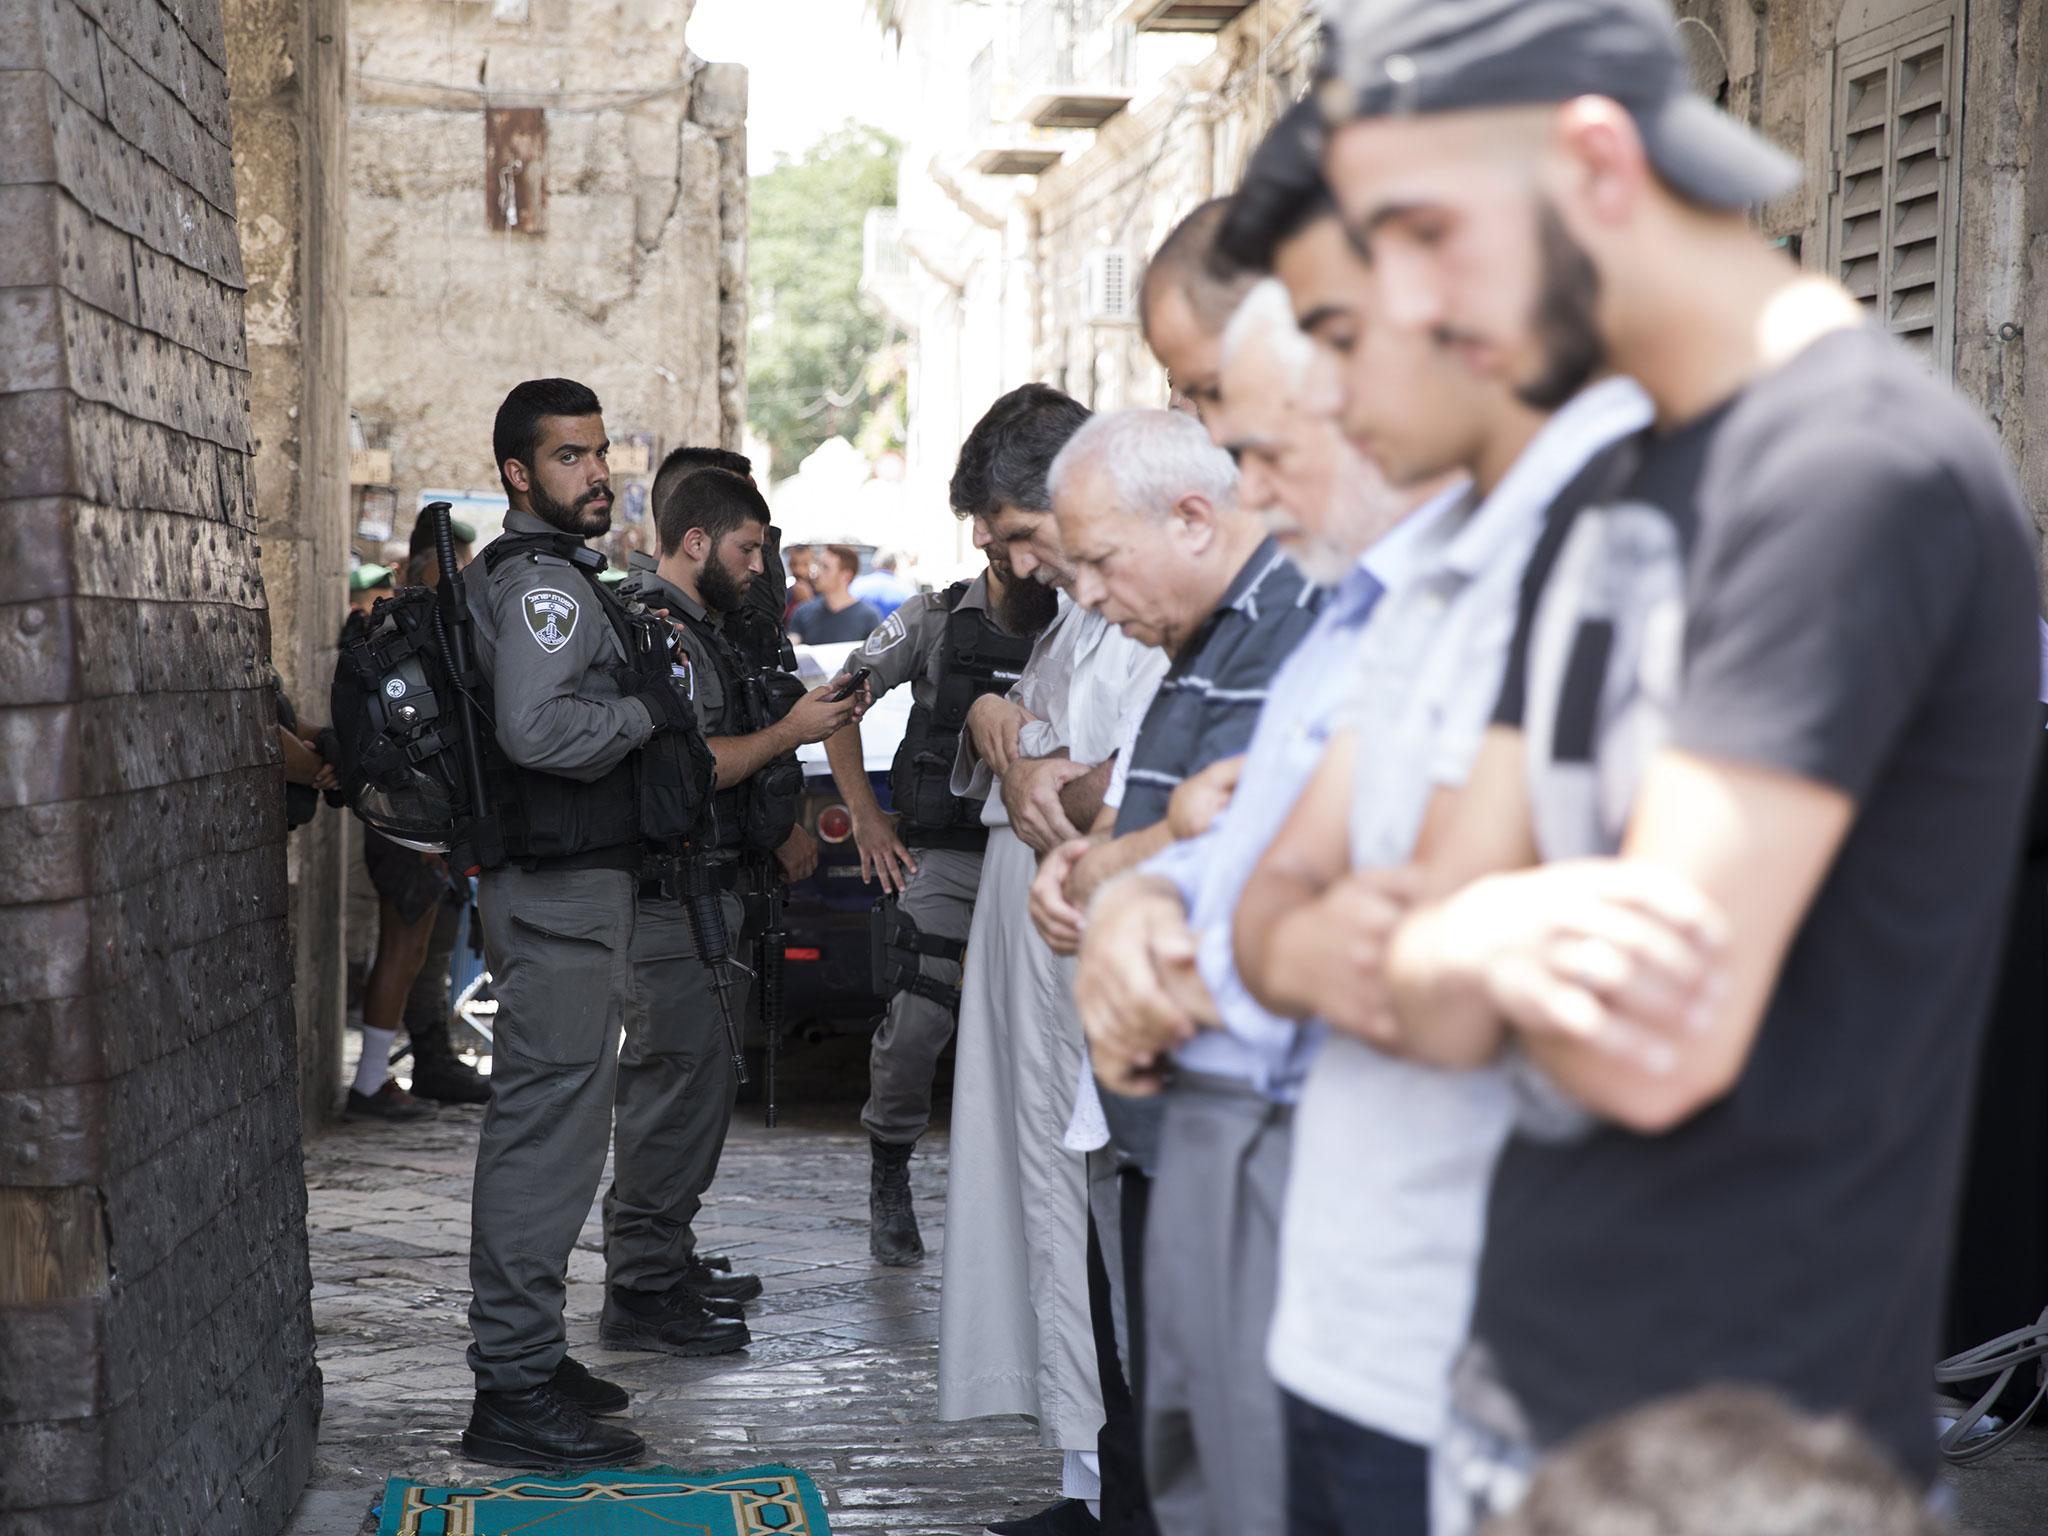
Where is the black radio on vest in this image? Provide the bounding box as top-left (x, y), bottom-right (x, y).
top-left (889, 580), bottom-right (1034, 850)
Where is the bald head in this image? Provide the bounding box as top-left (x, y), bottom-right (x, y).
top-left (1139, 198), bottom-right (1262, 429)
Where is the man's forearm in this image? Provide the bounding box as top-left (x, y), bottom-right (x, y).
top-left (824, 723), bottom-right (881, 817)
top-left (709, 720), bottom-right (793, 789)
top-left (1232, 863), bottom-right (1325, 1017)
top-left (1059, 755), bottom-right (1116, 830)
top-left (1070, 821), bottom-right (1175, 910)
top-left (1383, 904), bottom-right (1510, 1070)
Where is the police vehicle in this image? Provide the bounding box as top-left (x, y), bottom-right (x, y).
top-left (784, 640), bottom-right (915, 1031)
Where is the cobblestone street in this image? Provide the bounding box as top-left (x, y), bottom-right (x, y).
top-left (284, 1052), bottom-right (1060, 1536)
top-left (280, 1044), bottom-right (2048, 1536)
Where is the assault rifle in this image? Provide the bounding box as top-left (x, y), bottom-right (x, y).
top-left (661, 850), bottom-right (750, 1087)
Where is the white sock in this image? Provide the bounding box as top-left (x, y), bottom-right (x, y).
top-left (353, 1027), bottom-right (395, 1096)
top-left (1061, 1449), bottom-right (1101, 1507)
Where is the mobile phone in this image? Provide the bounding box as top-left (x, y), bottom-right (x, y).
top-left (827, 667), bottom-right (872, 702)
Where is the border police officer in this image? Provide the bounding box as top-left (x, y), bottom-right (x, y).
top-left (821, 544), bottom-right (1057, 1264)
top-left (601, 467), bottom-right (868, 1346)
top-left (459, 379), bottom-right (718, 1470)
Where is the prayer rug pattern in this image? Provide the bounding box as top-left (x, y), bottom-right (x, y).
top-left (376, 1463), bottom-right (831, 1535)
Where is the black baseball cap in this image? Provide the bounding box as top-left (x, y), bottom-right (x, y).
top-left (1318, 0), bottom-right (1799, 209)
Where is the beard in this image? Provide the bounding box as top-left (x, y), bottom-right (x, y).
top-left (528, 475), bottom-right (613, 538)
top-left (1267, 513), bottom-right (1357, 587)
top-left (1513, 201), bottom-right (1607, 411)
top-left (996, 569), bottom-right (1060, 636)
top-left (699, 552), bottom-right (752, 614)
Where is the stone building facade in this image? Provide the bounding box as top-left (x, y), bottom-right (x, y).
top-left (346, 0), bottom-right (749, 563)
top-left (1, 0), bottom-right (323, 1527)
top-left (882, 0), bottom-right (2044, 571)
top-left (1666, 0), bottom-right (2046, 565)
top-left (873, 0), bottom-right (1314, 543)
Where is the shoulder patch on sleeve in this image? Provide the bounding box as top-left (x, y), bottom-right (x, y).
top-left (866, 609), bottom-right (909, 654)
top-left (523, 587), bottom-right (581, 653)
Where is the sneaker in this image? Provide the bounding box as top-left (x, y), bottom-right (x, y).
top-left (344, 1081), bottom-right (436, 1122)
top-left (461, 1383), bottom-right (644, 1470)
top-left (599, 1284), bottom-right (751, 1357)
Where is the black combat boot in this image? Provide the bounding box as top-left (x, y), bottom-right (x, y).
top-left (407, 1017), bottom-right (492, 1105)
top-left (870, 1136), bottom-right (923, 1266)
top-left (549, 1355), bottom-right (629, 1416)
top-left (599, 1284), bottom-right (751, 1357)
top-left (461, 1383), bottom-right (645, 1470)
top-left (681, 1251), bottom-right (762, 1306)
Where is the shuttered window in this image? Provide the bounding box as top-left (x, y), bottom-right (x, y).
top-left (1829, 5), bottom-right (1962, 373)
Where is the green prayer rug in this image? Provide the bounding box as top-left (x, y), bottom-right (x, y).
top-left (375, 1463), bottom-right (831, 1535)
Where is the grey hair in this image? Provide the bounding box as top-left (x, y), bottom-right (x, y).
top-left (1046, 407), bottom-right (1239, 519)
top-left (1220, 277), bottom-right (1318, 383)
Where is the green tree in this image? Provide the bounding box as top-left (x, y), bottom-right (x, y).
top-left (748, 123), bottom-right (903, 479)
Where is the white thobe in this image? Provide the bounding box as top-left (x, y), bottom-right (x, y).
top-left (937, 598), bottom-right (1167, 1449)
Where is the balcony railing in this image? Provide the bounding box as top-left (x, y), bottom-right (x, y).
top-left (1015, 0), bottom-right (1134, 131)
top-left (1119, 0), bottom-right (1255, 32)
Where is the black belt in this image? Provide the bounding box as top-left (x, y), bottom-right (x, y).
top-left (522, 844), bottom-right (642, 875)
top-left (905, 824), bottom-right (989, 853)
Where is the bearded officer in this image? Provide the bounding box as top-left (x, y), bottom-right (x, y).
top-left (819, 534), bottom-right (1060, 1264)
top-left (603, 467), bottom-right (869, 1339)
top-left (458, 378), bottom-right (717, 1469)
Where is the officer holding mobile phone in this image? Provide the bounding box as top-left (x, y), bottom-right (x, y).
top-left (607, 467), bottom-right (869, 1356)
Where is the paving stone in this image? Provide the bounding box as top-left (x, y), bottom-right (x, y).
top-left (286, 1100), bottom-right (1059, 1536)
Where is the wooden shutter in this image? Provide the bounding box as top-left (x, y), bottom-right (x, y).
top-left (1830, 7), bottom-right (1961, 373)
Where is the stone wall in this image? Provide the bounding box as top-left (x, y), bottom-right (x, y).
top-left (347, 0), bottom-right (748, 556)
top-left (0, 0), bottom-right (321, 1530)
top-left (1671, 0), bottom-right (2044, 568)
top-left (226, 0), bottom-right (352, 1129)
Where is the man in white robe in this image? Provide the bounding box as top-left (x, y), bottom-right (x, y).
top-left (933, 386), bottom-right (1169, 1536)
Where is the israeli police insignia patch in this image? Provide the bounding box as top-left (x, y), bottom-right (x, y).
top-left (867, 610), bottom-right (908, 653)
top-left (523, 587), bottom-right (580, 653)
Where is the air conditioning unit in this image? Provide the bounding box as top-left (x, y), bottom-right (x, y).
top-left (1087, 248), bottom-right (1137, 327)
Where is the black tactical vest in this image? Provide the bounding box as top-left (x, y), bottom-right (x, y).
top-left (664, 602), bottom-right (804, 854)
top-left (890, 581), bottom-right (1035, 850)
top-left (477, 532), bottom-right (714, 868)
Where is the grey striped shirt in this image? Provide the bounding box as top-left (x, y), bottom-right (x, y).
top-left (1112, 537), bottom-right (1323, 836)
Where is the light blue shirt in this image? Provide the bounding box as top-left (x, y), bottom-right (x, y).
top-left (1141, 486), bottom-right (1468, 1101)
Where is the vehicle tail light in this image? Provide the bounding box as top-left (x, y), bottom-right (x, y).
top-left (784, 946), bottom-right (821, 962)
top-left (817, 805), bottom-right (853, 844)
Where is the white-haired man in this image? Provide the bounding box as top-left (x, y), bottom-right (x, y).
top-left (1025, 406), bottom-right (1323, 1536)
